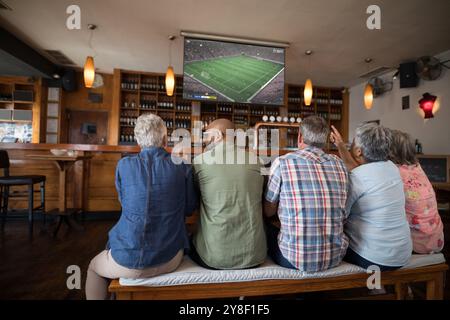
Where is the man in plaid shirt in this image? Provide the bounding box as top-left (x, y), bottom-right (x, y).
top-left (264, 116), bottom-right (349, 272)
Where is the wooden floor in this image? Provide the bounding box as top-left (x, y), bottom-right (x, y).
top-left (0, 219), bottom-right (115, 300)
top-left (0, 217), bottom-right (449, 300)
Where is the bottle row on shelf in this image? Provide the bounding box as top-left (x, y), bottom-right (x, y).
top-left (120, 117), bottom-right (137, 126)
top-left (140, 79), bottom-right (161, 91)
top-left (234, 115), bottom-right (249, 126)
top-left (122, 101), bottom-right (173, 110)
top-left (249, 109), bottom-right (263, 116)
top-left (123, 100), bottom-right (138, 109)
top-left (288, 96), bottom-right (343, 105)
top-left (217, 105), bottom-right (233, 113)
top-left (120, 117), bottom-right (192, 129)
top-left (139, 101), bottom-right (157, 110)
top-left (234, 107), bottom-right (252, 114)
top-left (175, 103), bottom-right (191, 112)
top-left (174, 120), bottom-right (190, 129)
top-left (122, 100), bottom-right (192, 112)
top-left (313, 111), bottom-right (342, 120)
top-left (121, 79), bottom-right (139, 91)
top-left (121, 79), bottom-right (167, 92)
top-left (329, 113), bottom-right (342, 120)
top-left (120, 134), bottom-right (137, 143)
top-left (157, 102), bottom-right (174, 110)
top-left (288, 111), bottom-right (341, 121)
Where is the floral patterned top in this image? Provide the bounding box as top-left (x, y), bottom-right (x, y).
top-left (398, 164), bottom-right (444, 254)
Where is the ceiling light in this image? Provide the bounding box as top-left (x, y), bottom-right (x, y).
top-left (304, 79), bottom-right (313, 106)
top-left (304, 50), bottom-right (313, 106)
top-left (165, 35), bottom-right (176, 96)
top-left (84, 56), bottom-right (95, 88)
top-left (84, 24), bottom-right (97, 88)
top-left (364, 83), bottom-right (374, 110)
top-left (363, 58), bottom-right (374, 110)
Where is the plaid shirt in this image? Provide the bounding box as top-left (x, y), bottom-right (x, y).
top-left (265, 146), bottom-right (349, 272)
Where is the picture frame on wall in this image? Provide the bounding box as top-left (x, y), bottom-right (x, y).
top-left (402, 95), bottom-right (410, 110)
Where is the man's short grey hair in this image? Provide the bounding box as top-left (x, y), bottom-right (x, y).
top-left (134, 113), bottom-right (167, 148)
top-left (299, 116), bottom-right (329, 148)
top-left (354, 122), bottom-right (392, 163)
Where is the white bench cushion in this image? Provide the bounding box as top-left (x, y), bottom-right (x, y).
top-left (119, 253), bottom-right (445, 287)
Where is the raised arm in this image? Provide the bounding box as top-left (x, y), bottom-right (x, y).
top-left (330, 125), bottom-right (359, 171)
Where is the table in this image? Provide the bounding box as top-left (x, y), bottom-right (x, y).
top-left (26, 154), bottom-right (92, 235)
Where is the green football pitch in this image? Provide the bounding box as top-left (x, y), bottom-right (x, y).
top-left (184, 55), bottom-right (284, 102)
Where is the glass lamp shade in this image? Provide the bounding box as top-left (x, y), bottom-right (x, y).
top-left (165, 66), bottom-right (175, 96)
top-left (304, 78), bottom-right (313, 106)
top-left (84, 56), bottom-right (95, 88)
top-left (419, 93), bottom-right (437, 119)
top-left (364, 83), bottom-right (374, 110)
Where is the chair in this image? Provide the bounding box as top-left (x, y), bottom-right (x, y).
top-left (0, 150), bottom-right (46, 237)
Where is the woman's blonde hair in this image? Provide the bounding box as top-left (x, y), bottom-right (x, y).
top-left (389, 129), bottom-right (418, 165)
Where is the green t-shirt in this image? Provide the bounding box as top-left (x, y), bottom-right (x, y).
top-left (193, 142), bottom-right (267, 269)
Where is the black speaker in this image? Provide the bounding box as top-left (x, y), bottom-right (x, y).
top-left (61, 69), bottom-right (77, 92)
top-left (399, 62), bottom-right (418, 88)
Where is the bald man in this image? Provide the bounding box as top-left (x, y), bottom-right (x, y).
top-left (190, 119), bottom-right (267, 269)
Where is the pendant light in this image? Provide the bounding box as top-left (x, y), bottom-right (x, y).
top-left (304, 50), bottom-right (313, 106)
top-left (363, 58), bottom-right (374, 110)
top-left (84, 24), bottom-right (97, 88)
top-left (165, 35), bottom-right (176, 96)
top-left (364, 83), bottom-right (374, 109)
top-left (84, 56), bottom-right (95, 88)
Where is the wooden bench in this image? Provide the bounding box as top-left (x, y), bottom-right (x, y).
top-left (109, 263), bottom-right (448, 300)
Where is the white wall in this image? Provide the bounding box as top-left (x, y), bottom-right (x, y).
top-left (349, 50), bottom-right (450, 155)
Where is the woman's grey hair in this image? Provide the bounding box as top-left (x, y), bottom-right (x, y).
top-left (134, 113), bottom-right (167, 148)
top-left (389, 129), bottom-right (418, 165)
top-left (354, 122), bottom-right (392, 163)
top-left (299, 116), bottom-right (329, 148)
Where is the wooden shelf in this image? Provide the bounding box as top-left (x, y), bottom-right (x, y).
top-left (13, 100), bottom-right (34, 104)
top-left (0, 119), bottom-right (32, 123)
top-left (113, 69), bottom-right (348, 149)
top-left (0, 76), bottom-right (41, 143)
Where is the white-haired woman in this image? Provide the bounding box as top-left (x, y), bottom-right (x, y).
top-left (331, 123), bottom-right (412, 271)
top-left (86, 114), bottom-right (198, 300)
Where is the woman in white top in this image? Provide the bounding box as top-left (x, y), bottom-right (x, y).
top-left (331, 123), bottom-right (412, 271)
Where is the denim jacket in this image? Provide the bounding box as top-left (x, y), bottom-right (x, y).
top-left (107, 147), bottom-right (198, 269)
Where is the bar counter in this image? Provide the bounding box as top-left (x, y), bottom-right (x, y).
top-left (0, 143), bottom-right (144, 213)
top-left (0, 143), bottom-right (325, 213)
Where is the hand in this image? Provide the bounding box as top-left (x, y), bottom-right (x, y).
top-left (330, 125), bottom-right (344, 146)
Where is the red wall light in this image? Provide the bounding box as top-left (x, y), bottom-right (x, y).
top-left (419, 93), bottom-right (437, 119)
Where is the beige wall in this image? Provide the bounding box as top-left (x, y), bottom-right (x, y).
top-left (348, 50), bottom-right (450, 154)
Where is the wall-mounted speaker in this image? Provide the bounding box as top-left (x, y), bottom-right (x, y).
top-left (399, 62), bottom-right (418, 88)
top-left (61, 69), bottom-right (77, 92)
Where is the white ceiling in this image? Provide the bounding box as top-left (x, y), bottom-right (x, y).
top-left (1, 0), bottom-right (450, 87)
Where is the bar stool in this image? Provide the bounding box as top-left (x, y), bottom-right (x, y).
top-left (0, 150), bottom-right (46, 237)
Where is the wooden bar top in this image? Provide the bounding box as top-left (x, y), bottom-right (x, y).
top-left (0, 142), bottom-right (142, 153)
top-left (0, 143), bottom-right (301, 156)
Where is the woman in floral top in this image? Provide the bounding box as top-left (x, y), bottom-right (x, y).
top-left (390, 130), bottom-right (444, 254)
